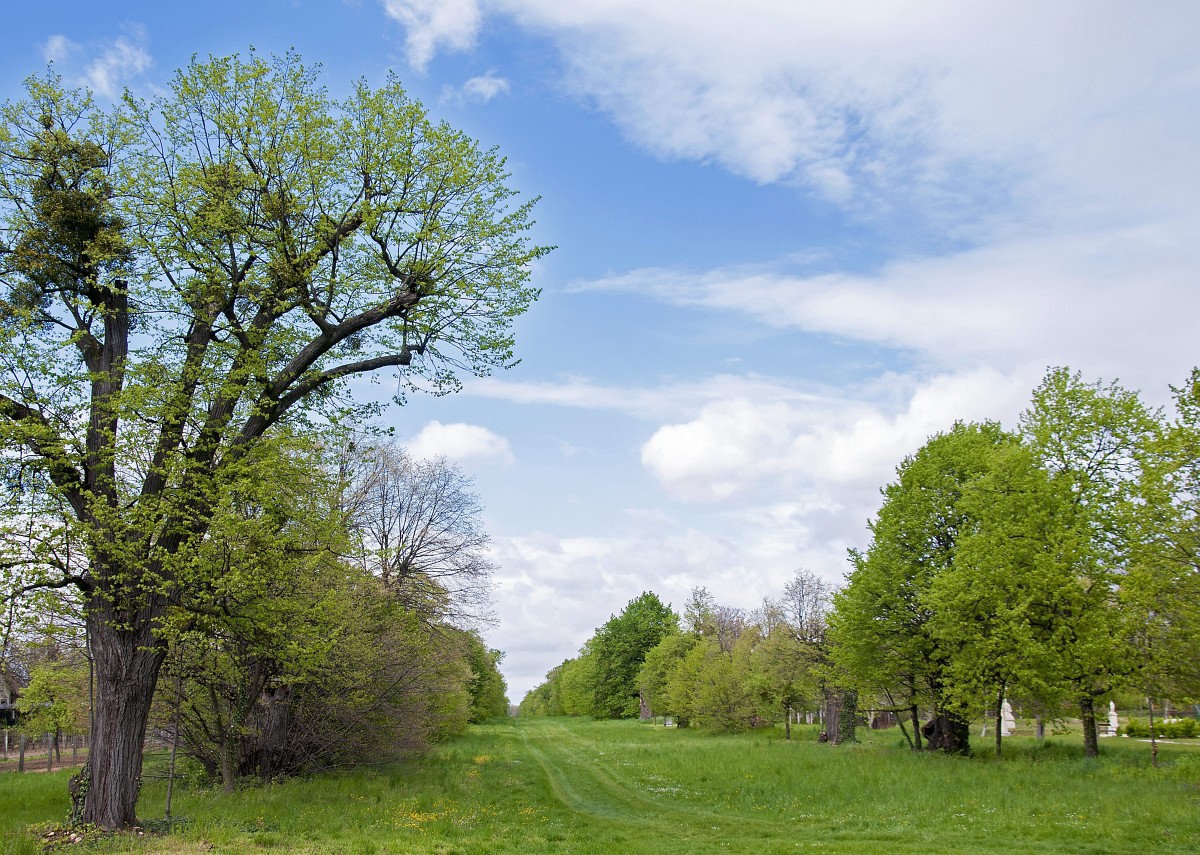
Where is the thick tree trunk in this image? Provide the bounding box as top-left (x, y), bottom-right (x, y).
top-left (822, 689), bottom-right (858, 744)
top-left (921, 710), bottom-right (970, 754)
top-left (254, 684), bottom-right (293, 780)
top-left (1080, 695), bottom-right (1099, 758)
top-left (81, 612), bottom-right (166, 828)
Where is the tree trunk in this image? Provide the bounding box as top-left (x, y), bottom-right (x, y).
top-left (1080, 695), bottom-right (1099, 758)
top-left (254, 684), bottom-right (293, 780)
top-left (911, 705), bottom-right (922, 751)
top-left (994, 700), bottom-right (1003, 759)
top-left (784, 705), bottom-right (791, 741)
top-left (921, 710), bottom-right (970, 754)
top-left (836, 690), bottom-right (858, 744)
top-left (994, 684), bottom-right (1006, 758)
top-left (81, 612), bottom-right (166, 828)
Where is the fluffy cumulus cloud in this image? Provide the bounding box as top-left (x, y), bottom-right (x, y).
top-left (461, 71), bottom-right (510, 102)
top-left (639, 366), bottom-right (1035, 504)
top-left (381, 0), bottom-right (483, 71)
top-left (441, 71), bottom-right (510, 105)
top-left (404, 420), bottom-right (515, 465)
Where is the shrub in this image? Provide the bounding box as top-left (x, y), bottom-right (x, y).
top-left (1122, 718), bottom-right (1199, 739)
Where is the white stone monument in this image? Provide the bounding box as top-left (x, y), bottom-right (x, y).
top-left (1105, 701), bottom-right (1119, 737)
top-left (1001, 700), bottom-right (1016, 736)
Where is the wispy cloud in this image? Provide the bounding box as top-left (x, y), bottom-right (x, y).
top-left (381, 0), bottom-right (482, 71)
top-left (82, 26), bottom-right (153, 98)
top-left (572, 214), bottom-right (1200, 393)
top-left (441, 71), bottom-right (510, 105)
top-left (41, 34), bottom-right (80, 64)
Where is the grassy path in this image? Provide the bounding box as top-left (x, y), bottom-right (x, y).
top-left (0, 717), bottom-right (1198, 853)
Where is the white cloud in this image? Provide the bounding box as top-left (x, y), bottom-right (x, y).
top-left (404, 420), bottom-right (515, 465)
top-left (468, 372), bottom-right (821, 421)
top-left (382, 0), bottom-right (483, 71)
top-left (41, 34), bottom-right (80, 64)
top-left (466, 1), bottom-right (1200, 232)
top-left (462, 71), bottom-right (510, 102)
top-left (441, 71), bottom-right (511, 105)
top-left (575, 215), bottom-right (1200, 394)
top-left (639, 365), bottom-right (1034, 504)
top-left (83, 28), bottom-right (153, 98)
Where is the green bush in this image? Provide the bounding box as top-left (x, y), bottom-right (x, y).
top-left (1122, 717), bottom-right (1199, 739)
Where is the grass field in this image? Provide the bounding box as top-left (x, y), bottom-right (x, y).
top-left (1, 718), bottom-right (1198, 853)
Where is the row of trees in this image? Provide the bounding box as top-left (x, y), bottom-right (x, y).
top-left (3, 436), bottom-right (511, 794)
top-left (829, 367), bottom-right (1200, 756)
top-left (0, 49), bottom-right (544, 828)
top-left (519, 575), bottom-right (834, 738)
top-left (522, 368), bottom-right (1200, 759)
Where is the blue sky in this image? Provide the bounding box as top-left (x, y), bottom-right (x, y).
top-left (6, 1), bottom-right (1200, 700)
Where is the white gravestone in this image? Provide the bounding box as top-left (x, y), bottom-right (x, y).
top-left (1001, 700), bottom-right (1016, 737)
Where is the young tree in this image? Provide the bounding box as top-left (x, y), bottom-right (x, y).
top-left (0, 53), bottom-right (547, 828)
top-left (637, 630), bottom-right (696, 723)
top-left (828, 421), bottom-right (1017, 753)
top-left (928, 444), bottom-right (1091, 757)
top-left (1020, 368), bottom-right (1158, 756)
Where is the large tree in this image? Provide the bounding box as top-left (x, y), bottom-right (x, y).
top-left (0, 54), bottom-right (547, 828)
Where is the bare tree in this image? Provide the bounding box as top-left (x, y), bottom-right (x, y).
top-left (781, 569), bottom-right (833, 645)
top-left (347, 441), bottom-right (496, 627)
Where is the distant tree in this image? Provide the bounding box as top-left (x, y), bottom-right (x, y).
top-left (590, 592), bottom-right (678, 718)
top-left (682, 632), bottom-right (758, 733)
top-left (16, 659), bottom-right (88, 759)
top-left (461, 633), bottom-right (509, 722)
top-left (345, 441), bottom-right (496, 626)
top-left (558, 650), bottom-right (598, 716)
top-left (637, 631), bottom-right (696, 723)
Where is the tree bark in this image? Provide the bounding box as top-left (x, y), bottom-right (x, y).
top-left (1080, 695), bottom-right (1099, 758)
top-left (911, 705), bottom-right (923, 751)
top-left (81, 609), bottom-right (166, 828)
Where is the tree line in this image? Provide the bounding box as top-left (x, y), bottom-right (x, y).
top-left (2, 436), bottom-right (510, 793)
top-left (521, 367), bottom-right (1200, 758)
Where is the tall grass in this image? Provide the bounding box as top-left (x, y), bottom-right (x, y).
top-left (1, 719), bottom-right (1197, 853)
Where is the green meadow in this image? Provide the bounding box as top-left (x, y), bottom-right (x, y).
top-left (1, 717), bottom-right (1197, 854)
